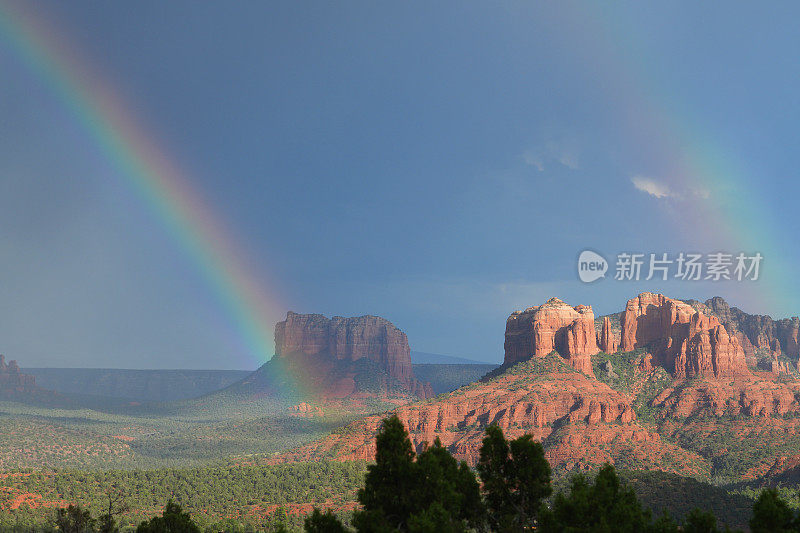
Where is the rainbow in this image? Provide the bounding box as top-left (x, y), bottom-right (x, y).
top-left (555, 5), bottom-right (790, 317)
top-left (1, 0), bottom-right (794, 379)
top-left (0, 2), bottom-right (285, 369)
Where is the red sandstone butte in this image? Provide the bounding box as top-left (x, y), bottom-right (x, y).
top-left (504, 298), bottom-right (598, 375)
top-left (275, 312), bottom-right (433, 399)
top-left (619, 292), bottom-right (749, 379)
top-left (272, 294), bottom-right (800, 480)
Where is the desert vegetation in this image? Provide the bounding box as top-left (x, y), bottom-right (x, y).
top-left (8, 416), bottom-right (800, 532)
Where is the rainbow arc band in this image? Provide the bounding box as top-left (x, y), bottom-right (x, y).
top-left (0, 1), bottom-right (287, 372)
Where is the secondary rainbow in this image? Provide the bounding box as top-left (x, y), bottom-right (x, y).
top-left (0, 2), bottom-right (285, 369)
top-left (557, 4), bottom-right (792, 316)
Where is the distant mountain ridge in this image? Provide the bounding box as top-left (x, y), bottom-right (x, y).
top-left (19, 364), bottom-right (491, 404)
top-left (411, 351), bottom-right (496, 365)
top-left (411, 363), bottom-right (498, 394)
top-left (23, 368), bottom-right (250, 402)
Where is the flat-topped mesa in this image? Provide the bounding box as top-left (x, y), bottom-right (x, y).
top-left (275, 312), bottom-right (432, 398)
top-left (620, 292), bottom-right (749, 379)
top-left (504, 297), bottom-right (598, 375)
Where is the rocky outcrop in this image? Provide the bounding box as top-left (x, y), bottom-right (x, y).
top-left (777, 319), bottom-right (800, 359)
top-left (652, 378), bottom-right (799, 418)
top-left (0, 355), bottom-right (35, 395)
top-left (504, 298), bottom-right (598, 375)
top-left (274, 312), bottom-right (433, 399)
top-left (288, 402), bottom-right (324, 417)
top-left (758, 454), bottom-right (800, 486)
top-left (273, 354), bottom-right (708, 478)
top-left (689, 297), bottom-right (800, 368)
top-left (620, 293), bottom-right (749, 379)
top-left (276, 312), bottom-right (414, 383)
top-left (770, 354), bottom-right (790, 375)
top-left (597, 316), bottom-right (618, 353)
top-left (272, 294), bottom-right (800, 483)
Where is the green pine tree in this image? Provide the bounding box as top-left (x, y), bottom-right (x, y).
top-left (539, 463), bottom-right (651, 533)
top-left (56, 505), bottom-right (96, 533)
top-left (477, 425), bottom-right (551, 531)
top-left (304, 508), bottom-right (347, 533)
top-left (353, 415), bottom-right (483, 532)
top-left (750, 489), bottom-right (798, 533)
top-left (135, 500), bottom-right (200, 533)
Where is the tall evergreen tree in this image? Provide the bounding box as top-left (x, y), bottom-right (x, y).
top-left (539, 463), bottom-right (651, 533)
top-left (682, 508), bottom-right (721, 533)
top-left (304, 508), bottom-right (347, 533)
top-left (477, 425), bottom-right (551, 531)
top-left (56, 505), bottom-right (96, 533)
top-left (354, 415), bottom-right (417, 531)
top-left (750, 489), bottom-right (798, 533)
top-left (413, 439), bottom-right (484, 531)
top-left (353, 415), bottom-right (483, 532)
top-left (135, 500), bottom-right (200, 533)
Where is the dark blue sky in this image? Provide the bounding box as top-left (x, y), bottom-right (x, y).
top-left (1, 2), bottom-right (799, 368)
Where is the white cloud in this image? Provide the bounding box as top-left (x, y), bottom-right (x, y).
top-left (556, 151), bottom-right (580, 170)
top-left (631, 176), bottom-right (711, 201)
top-left (631, 176), bottom-right (674, 198)
top-left (523, 151), bottom-right (545, 171)
top-left (523, 141), bottom-right (579, 171)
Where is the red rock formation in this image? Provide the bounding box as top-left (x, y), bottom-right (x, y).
top-left (275, 312), bottom-right (433, 399)
top-left (0, 355), bottom-right (36, 395)
top-left (276, 312), bottom-right (414, 383)
top-left (288, 402), bottom-right (324, 417)
top-left (777, 319), bottom-right (800, 358)
top-left (620, 293), bottom-right (749, 379)
top-left (652, 377), bottom-right (798, 418)
top-left (771, 339), bottom-right (782, 356)
top-left (759, 454), bottom-right (800, 485)
top-left (638, 353), bottom-right (654, 373)
top-left (691, 297), bottom-right (800, 368)
top-left (770, 357), bottom-right (789, 375)
top-left (504, 298), bottom-right (598, 375)
top-left (272, 294), bottom-right (800, 483)
top-left (597, 316), bottom-right (618, 353)
top-left (272, 355), bottom-right (707, 477)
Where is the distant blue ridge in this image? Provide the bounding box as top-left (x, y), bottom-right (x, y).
top-left (410, 351), bottom-right (497, 365)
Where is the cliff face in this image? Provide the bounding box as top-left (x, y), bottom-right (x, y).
top-left (274, 312), bottom-right (433, 400)
top-left (276, 312), bottom-right (414, 384)
top-left (688, 297), bottom-right (800, 369)
top-left (504, 298), bottom-right (598, 375)
top-left (0, 355), bottom-right (35, 395)
top-left (597, 316), bottom-right (618, 353)
top-left (273, 354), bottom-right (706, 477)
top-left (273, 295), bottom-right (800, 484)
top-left (620, 293), bottom-right (749, 379)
